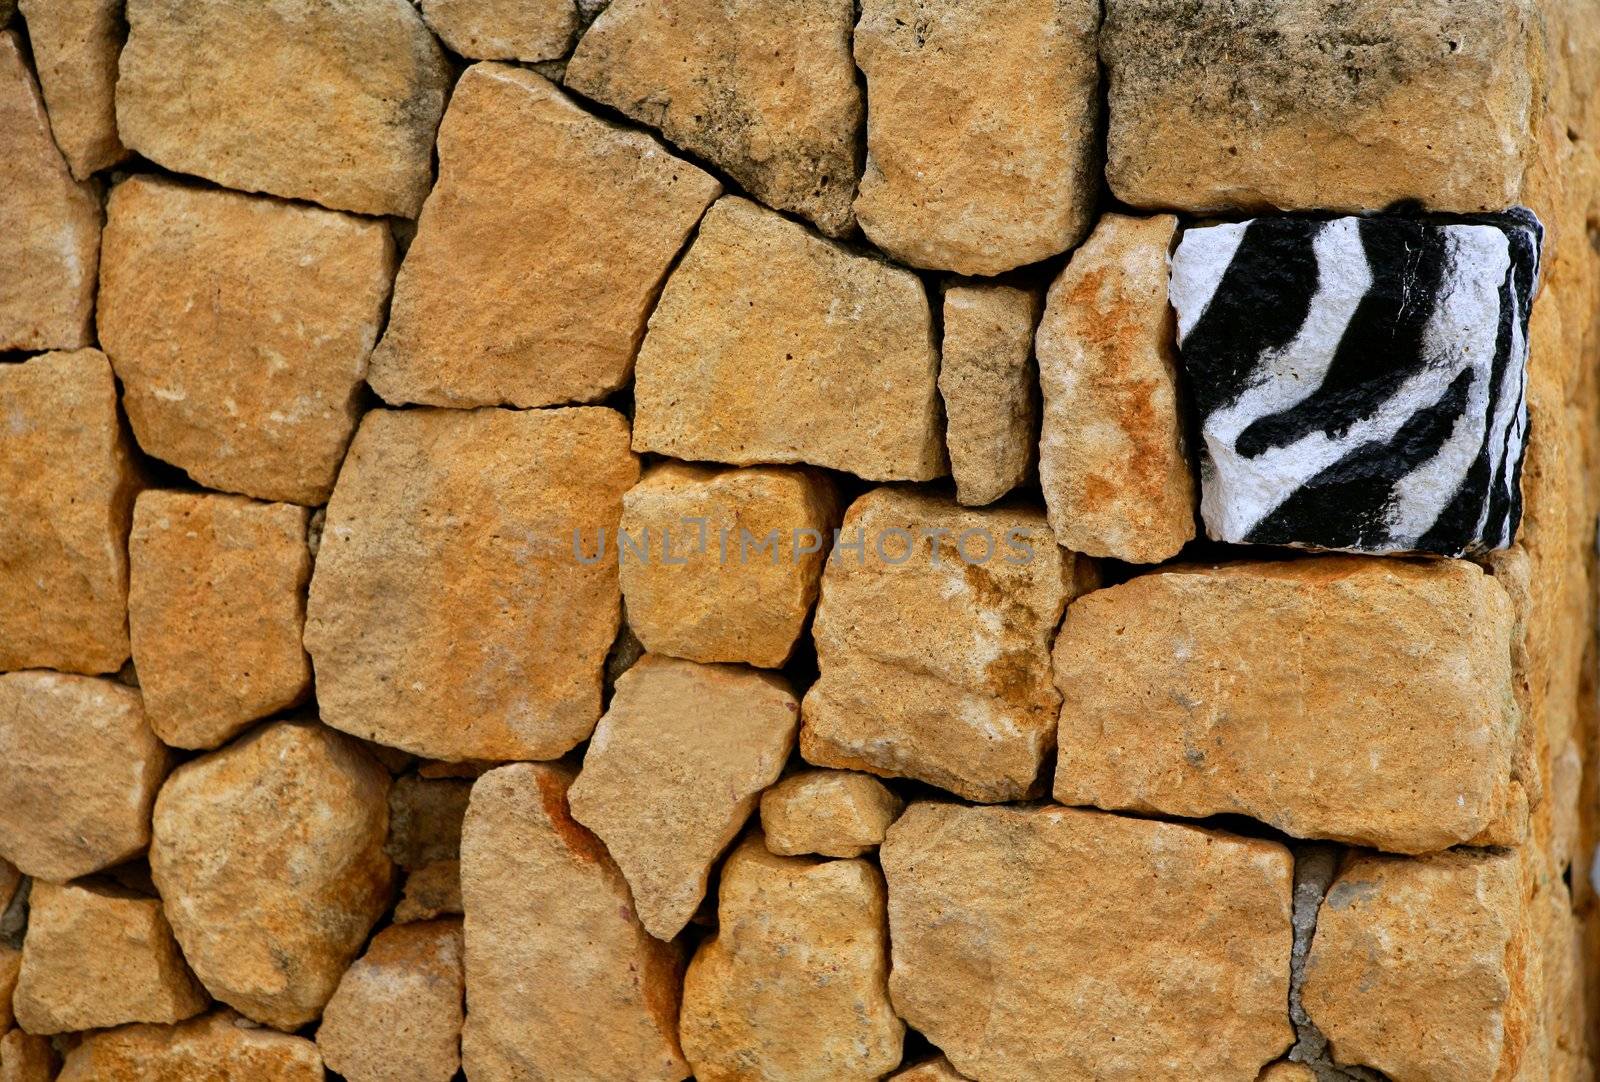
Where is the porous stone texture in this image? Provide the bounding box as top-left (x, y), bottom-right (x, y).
top-left (852, 0), bottom-right (1099, 275)
top-left (56, 1011), bottom-right (324, 1081)
top-left (0, 1031), bottom-right (55, 1082)
top-left (759, 769), bottom-right (903, 859)
top-left (891, 1058), bottom-right (970, 1081)
top-left (17, 0), bottom-right (127, 177)
top-left (13, 880), bottom-right (207, 1035)
top-left (98, 175), bottom-right (396, 506)
top-left (565, 0), bottom-right (861, 236)
top-left (149, 721), bottom-right (393, 1031)
top-left (128, 491), bottom-right (312, 750)
top-left (115, 0), bottom-right (449, 217)
top-left (632, 196), bottom-right (945, 482)
top-left (419, 0), bottom-right (576, 60)
top-left (882, 802), bottom-right (1294, 1081)
top-left (1053, 558), bottom-right (1519, 854)
top-left (680, 836), bottom-right (903, 1081)
top-left (801, 488), bottom-right (1090, 802)
top-left (394, 861), bottom-right (462, 924)
top-left (368, 64), bottom-right (720, 409)
top-left (1037, 213), bottom-right (1195, 563)
top-left (316, 920), bottom-right (464, 1082)
top-left (460, 763), bottom-right (688, 1082)
top-left (618, 463), bottom-right (838, 668)
top-left (569, 654), bottom-right (799, 940)
top-left (1102, 0), bottom-right (1535, 213)
top-left (0, 349), bottom-right (139, 674)
top-left (0, 672), bottom-right (166, 882)
top-left (304, 407), bottom-right (638, 760)
top-left (939, 282), bottom-right (1042, 507)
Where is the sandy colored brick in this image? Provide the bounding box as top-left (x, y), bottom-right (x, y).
top-left (939, 282), bottom-right (1042, 507)
top-left (17, 0), bottom-right (127, 177)
top-left (56, 1011), bottom-right (323, 1081)
top-left (420, 0), bottom-right (575, 60)
top-left (0, 1030), bottom-right (56, 1082)
top-left (760, 769), bottom-right (903, 859)
top-left (368, 64), bottom-right (721, 409)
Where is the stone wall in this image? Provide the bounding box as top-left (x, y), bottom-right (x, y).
top-left (0, 1), bottom-right (1597, 1080)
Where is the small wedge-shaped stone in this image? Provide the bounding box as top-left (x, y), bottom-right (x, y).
top-left (0, 948), bottom-right (19, 1031)
top-left (939, 282), bottom-right (1041, 507)
top-left (566, 0), bottom-right (861, 236)
top-left (634, 197), bottom-right (944, 481)
top-left (882, 803), bottom-right (1294, 1081)
top-left (116, 0), bottom-right (448, 216)
top-left (369, 64), bottom-right (721, 409)
top-left (1054, 558), bottom-right (1518, 854)
top-left (461, 764), bottom-right (689, 1082)
top-left (419, 0), bottom-right (576, 60)
top-left (17, 0), bottom-right (127, 177)
top-left (150, 721), bottom-right (393, 1030)
top-left (57, 1011), bottom-right (323, 1081)
top-left (681, 836), bottom-right (903, 1081)
top-left (305, 407), bottom-right (638, 761)
top-left (891, 1058), bottom-right (971, 1081)
top-left (0, 1031), bottom-right (56, 1082)
top-left (760, 770), bottom-right (903, 859)
top-left (395, 861), bottom-right (462, 924)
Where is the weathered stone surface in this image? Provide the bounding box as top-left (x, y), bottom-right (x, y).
top-left (0, 31), bottom-right (99, 352)
top-left (150, 721), bottom-right (393, 1030)
top-left (460, 763), bottom-right (688, 1082)
top-left (0, 672), bottom-right (166, 882)
top-left (680, 836), bottom-right (902, 1081)
top-left (368, 64), bottom-right (720, 409)
top-left (890, 1057), bottom-right (970, 1081)
top-left (852, 0), bottom-right (1099, 275)
top-left (618, 463), bottom-right (838, 668)
top-left (14, 880), bottom-right (207, 1034)
top-left (386, 775), bottom-right (470, 870)
top-left (1038, 213), bottom-right (1195, 563)
top-left (420, 0), bottom-right (575, 60)
top-left (0, 862), bottom-right (17, 918)
top-left (634, 196), bottom-right (944, 481)
top-left (0, 949), bottom-right (18, 1032)
top-left (0, 1030), bottom-right (56, 1082)
top-left (1303, 850), bottom-right (1529, 1081)
top-left (17, 0), bottom-right (127, 177)
top-left (1257, 1066), bottom-right (1316, 1082)
top-left (317, 920), bottom-right (464, 1082)
top-left (801, 488), bottom-right (1089, 802)
top-left (305, 407), bottom-right (638, 761)
top-left (1053, 558), bottom-right (1519, 854)
top-left (116, 0), bottom-right (448, 216)
top-left (57, 1011), bottom-right (323, 1081)
top-left (882, 803), bottom-right (1294, 1081)
top-left (566, 0), bottom-right (861, 236)
top-left (939, 282), bottom-right (1041, 507)
top-left (394, 861), bottom-right (463, 924)
top-left (98, 175), bottom-right (396, 505)
top-left (570, 655), bottom-right (798, 940)
top-left (128, 491), bottom-right (312, 750)
top-left (0, 350), bottom-right (139, 674)
top-left (760, 769), bottom-right (903, 859)
top-left (1103, 0), bottom-right (1535, 213)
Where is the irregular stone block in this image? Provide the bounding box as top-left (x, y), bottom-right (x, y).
top-left (56, 1011), bottom-right (323, 1081)
top-left (419, 0), bottom-right (575, 60)
top-left (1038, 213), bottom-right (1195, 563)
top-left (1053, 558), bottom-right (1519, 854)
top-left (1258, 1065), bottom-right (1316, 1082)
top-left (368, 64), bottom-right (720, 409)
top-left (890, 1057), bottom-right (970, 1081)
top-left (0, 948), bottom-right (18, 1031)
top-left (852, 0), bottom-right (1099, 275)
top-left (0, 1030), bottom-right (56, 1082)
top-left (116, 0), bottom-right (448, 216)
top-left (150, 721), bottom-right (393, 1030)
top-left (1171, 211), bottom-right (1541, 556)
top-left (881, 803), bottom-right (1294, 1081)
top-left (0, 862), bottom-right (17, 917)
top-left (386, 775), bottom-right (470, 870)
top-left (939, 282), bottom-right (1041, 507)
top-left (394, 861), bottom-right (462, 924)
top-left (460, 763), bottom-right (688, 1082)
top-left (0, 350), bottom-right (139, 674)
top-left (566, 0), bottom-right (861, 236)
top-left (759, 769), bottom-right (903, 859)
top-left (17, 0), bottom-right (127, 177)
top-left (98, 175), bottom-right (396, 506)
top-left (305, 407), bottom-right (638, 761)
top-left (634, 196), bottom-right (944, 481)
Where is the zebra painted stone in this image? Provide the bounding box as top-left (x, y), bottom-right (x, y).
top-left (1170, 209), bottom-right (1541, 557)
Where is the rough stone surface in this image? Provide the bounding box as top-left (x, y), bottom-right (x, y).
top-left (0, 949), bottom-right (18, 1032)
top-left (1038, 213), bottom-right (1195, 563)
top-left (680, 836), bottom-right (903, 1081)
top-left (56, 1011), bottom-right (323, 1081)
top-left (890, 1058), bottom-right (970, 1081)
top-left (317, 920), bottom-right (464, 1082)
top-left (420, 0), bottom-right (575, 60)
top-left (569, 654), bottom-right (798, 940)
top-left (0, 862), bottom-right (17, 918)
top-left (1258, 1066), bottom-right (1316, 1082)
top-left (460, 763), bottom-right (688, 1082)
top-left (150, 721), bottom-right (393, 1030)
top-left (0, 1031), bottom-right (55, 1082)
top-left (116, 0), bottom-right (449, 217)
top-left (882, 803), bottom-right (1295, 1081)
top-left (305, 407), bottom-right (638, 761)
top-left (0, 672), bottom-right (167, 882)
top-left (14, 880), bottom-right (207, 1035)
top-left (618, 463), bottom-right (838, 668)
top-left (1053, 558), bottom-right (1519, 854)
top-left (128, 491), bottom-right (312, 750)
top-left (1103, 0), bottom-right (1536, 213)
top-left (368, 64), bottom-right (720, 409)
top-left (0, 350), bottom-right (139, 674)
top-left (801, 488), bottom-right (1090, 802)
top-left (939, 282), bottom-right (1041, 507)
top-left (386, 775), bottom-right (470, 871)
top-left (852, 0), bottom-right (1099, 275)
top-left (566, 0), bottom-right (861, 236)
top-left (759, 769), bottom-right (903, 859)
top-left (394, 861), bottom-right (462, 924)
top-left (98, 175), bottom-right (396, 506)
top-left (634, 196), bottom-right (944, 481)
top-left (18, 0), bottom-right (127, 177)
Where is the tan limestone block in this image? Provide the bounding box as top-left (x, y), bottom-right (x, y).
top-left (890, 1057), bottom-right (971, 1081)
top-left (1257, 1066), bottom-right (1316, 1082)
top-left (0, 949), bottom-right (17, 1032)
top-left (759, 769), bottom-right (903, 859)
top-left (17, 0), bottom-right (127, 177)
top-left (0, 862), bottom-right (17, 918)
top-left (939, 282), bottom-right (1042, 507)
top-left (420, 0), bottom-right (576, 60)
top-left (56, 1010), bottom-right (322, 1081)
